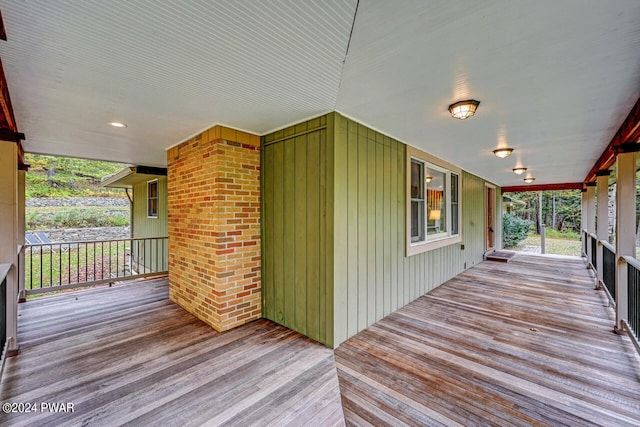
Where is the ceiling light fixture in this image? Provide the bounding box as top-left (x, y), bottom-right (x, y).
top-left (493, 148), bottom-right (513, 158)
top-left (109, 122), bottom-right (127, 128)
top-left (448, 100), bottom-right (480, 120)
top-left (425, 176), bottom-right (433, 183)
top-left (512, 167), bottom-right (527, 175)
top-left (524, 177), bottom-right (535, 183)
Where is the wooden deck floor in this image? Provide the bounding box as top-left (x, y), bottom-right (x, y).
top-left (0, 278), bottom-right (345, 426)
top-left (3, 255), bottom-right (640, 426)
top-left (336, 254), bottom-right (640, 426)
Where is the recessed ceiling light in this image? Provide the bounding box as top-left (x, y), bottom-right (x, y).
top-left (493, 148), bottom-right (513, 158)
top-left (513, 167), bottom-right (527, 175)
top-left (524, 177), bottom-right (535, 183)
top-left (109, 122), bottom-right (127, 128)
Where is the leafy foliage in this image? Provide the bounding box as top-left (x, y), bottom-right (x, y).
top-left (506, 190), bottom-right (582, 233)
top-left (502, 213), bottom-right (532, 248)
top-left (25, 153), bottom-right (129, 198)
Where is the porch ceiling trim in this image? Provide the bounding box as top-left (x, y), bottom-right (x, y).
top-left (585, 96), bottom-right (640, 184)
top-left (502, 182), bottom-right (584, 193)
top-left (101, 166), bottom-right (167, 189)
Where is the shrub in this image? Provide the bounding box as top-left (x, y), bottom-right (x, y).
top-left (503, 213), bottom-right (531, 248)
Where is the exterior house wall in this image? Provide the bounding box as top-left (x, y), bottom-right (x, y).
top-left (261, 115), bottom-right (334, 345)
top-left (132, 176), bottom-right (168, 238)
top-left (131, 176), bottom-right (168, 272)
top-left (167, 126), bottom-right (261, 332)
top-left (262, 112), bottom-right (500, 347)
top-left (332, 113), bottom-right (500, 345)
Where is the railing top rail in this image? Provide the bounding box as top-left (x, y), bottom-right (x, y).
top-left (601, 240), bottom-right (615, 253)
top-left (622, 255), bottom-right (640, 271)
top-left (24, 236), bottom-right (168, 247)
top-left (588, 232), bottom-right (598, 240)
top-left (0, 263), bottom-right (10, 283)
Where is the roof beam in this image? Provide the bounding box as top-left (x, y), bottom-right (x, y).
top-left (584, 96), bottom-right (640, 183)
top-left (0, 57), bottom-right (17, 134)
top-left (502, 182), bottom-right (583, 193)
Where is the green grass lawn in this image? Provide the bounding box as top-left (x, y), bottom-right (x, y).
top-left (511, 233), bottom-right (582, 256)
top-left (24, 241), bottom-right (129, 294)
top-left (510, 233), bottom-right (640, 258)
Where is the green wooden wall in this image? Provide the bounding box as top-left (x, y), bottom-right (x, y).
top-left (132, 176), bottom-right (168, 238)
top-left (132, 176), bottom-right (168, 271)
top-left (261, 115), bottom-right (334, 345)
top-left (262, 112), bottom-right (500, 347)
top-left (332, 114), bottom-right (499, 345)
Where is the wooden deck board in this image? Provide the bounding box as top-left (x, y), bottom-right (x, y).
top-left (335, 254), bottom-right (640, 426)
top-left (0, 278), bottom-right (345, 426)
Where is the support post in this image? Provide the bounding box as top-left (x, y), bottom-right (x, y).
top-left (540, 224), bottom-right (546, 254)
top-left (596, 171), bottom-right (611, 288)
top-left (581, 188), bottom-right (588, 257)
top-left (17, 168), bottom-right (26, 302)
top-left (615, 148), bottom-right (637, 333)
top-left (585, 183), bottom-right (596, 268)
top-left (0, 140), bottom-right (19, 354)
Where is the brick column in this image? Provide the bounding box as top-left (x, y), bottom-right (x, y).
top-left (167, 125), bottom-right (261, 332)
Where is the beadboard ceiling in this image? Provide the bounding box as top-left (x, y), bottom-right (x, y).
top-left (0, 0), bottom-right (639, 188)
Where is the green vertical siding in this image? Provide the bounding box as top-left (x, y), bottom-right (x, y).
top-left (461, 171), bottom-right (488, 269)
top-left (261, 115), bottom-right (334, 345)
top-left (262, 112), bottom-right (499, 348)
top-left (132, 176), bottom-right (168, 271)
top-left (132, 176), bottom-right (168, 238)
top-left (332, 113), bottom-right (497, 346)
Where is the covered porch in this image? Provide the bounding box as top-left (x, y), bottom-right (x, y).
top-left (0, 2), bottom-right (639, 424)
top-left (2, 254), bottom-right (639, 425)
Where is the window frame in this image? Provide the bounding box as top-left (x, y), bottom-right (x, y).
top-left (147, 179), bottom-right (159, 219)
top-left (406, 146), bottom-right (462, 256)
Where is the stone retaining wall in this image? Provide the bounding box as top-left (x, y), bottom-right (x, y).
top-left (27, 226), bottom-right (131, 243)
top-left (27, 197), bottom-right (129, 208)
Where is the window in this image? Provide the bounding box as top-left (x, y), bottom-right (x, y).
top-left (147, 180), bottom-right (158, 218)
top-left (406, 146), bottom-right (461, 256)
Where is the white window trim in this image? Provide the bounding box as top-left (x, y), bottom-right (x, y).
top-left (147, 179), bottom-right (159, 219)
top-left (406, 145), bottom-right (461, 256)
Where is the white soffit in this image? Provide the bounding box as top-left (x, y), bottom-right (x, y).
top-left (336, 0), bottom-right (640, 187)
top-left (0, 0), bottom-right (639, 188)
top-left (0, 0), bottom-right (357, 166)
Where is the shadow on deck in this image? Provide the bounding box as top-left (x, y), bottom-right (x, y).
top-left (336, 254), bottom-right (640, 426)
top-left (2, 254), bottom-right (640, 426)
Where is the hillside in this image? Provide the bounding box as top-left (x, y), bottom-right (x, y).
top-left (24, 154), bottom-right (131, 231)
top-left (25, 153), bottom-right (129, 198)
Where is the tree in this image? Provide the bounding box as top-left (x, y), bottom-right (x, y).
top-left (507, 190), bottom-right (581, 233)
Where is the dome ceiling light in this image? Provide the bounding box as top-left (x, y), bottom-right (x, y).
top-left (493, 148), bottom-right (513, 158)
top-left (448, 100), bottom-right (480, 120)
top-left (512, 167), bottom-right (527, 175)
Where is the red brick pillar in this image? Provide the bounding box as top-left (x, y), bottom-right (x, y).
top-left (167, 125), bottom-right (261, 331)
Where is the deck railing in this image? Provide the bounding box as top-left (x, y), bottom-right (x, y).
top-left (587, 235), bottom-right (640, 354)
top-left (582, 230), bottom-right (588, 257)
top-left (24, 237), bottom-right (168, 296)
top-left (602, 241), bottom-right (616, 302)
top-left (626, 257), bottom-right (640, 343)
top-left (590, 234), bottom-right (598, 270)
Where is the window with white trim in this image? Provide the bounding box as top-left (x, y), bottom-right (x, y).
top-left (407, 146), bottom-right (461, 255)
top-left (147, 179), bottom-right (158, 218)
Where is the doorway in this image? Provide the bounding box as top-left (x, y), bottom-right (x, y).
top-left (485, 184), bottom-right (496, 253)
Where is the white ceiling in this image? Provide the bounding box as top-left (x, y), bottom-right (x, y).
top-left (0, 0), bottom-right (639, 188)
